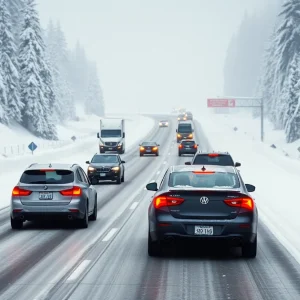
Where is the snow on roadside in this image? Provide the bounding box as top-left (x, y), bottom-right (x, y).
top-left (0, 114), bottom-right (154, 209)
top-left (197, 111), bottom-right (300, 264)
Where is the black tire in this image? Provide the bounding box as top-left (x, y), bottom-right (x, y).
top-left (89, 196), bottom-right (97, 221)
top-left (156, 153), bottom-right (159, 156)
top-left (140, 153), bottom-right (143, 157)
top-left (242, 237), bottom-right (257, 258)
top-left (11, 217), bottom-right (23, 230)
top-left (178, 152), bottom-right (181, 156)
top-left (121, 172), bottom-right (125, 182)
top-left (148, 231), bottom-right (161, 257)
top-left (78, 204), bottom-right (89, 228)
top-left (116, 175), bottom-right (121, 184)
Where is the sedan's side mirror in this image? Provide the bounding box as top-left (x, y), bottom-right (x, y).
top-left (245, 184), bottom-right (255, 192)
top-left (123, 132), bottom-right (125, 138)
top-left (176, 129), bottom-right (178, 132)
top-left (86, 161), bottom-right (90, 164)
top-left (146, 182), bottom-right (158, 191)
top-left (185, 162), bottom-right (191, 165)
top-left (235, 162), bottom-right (241, 167)
top-left (97, 133), bottom-right (100, 138)
top-left (121, 160), bottom-right (125, 163)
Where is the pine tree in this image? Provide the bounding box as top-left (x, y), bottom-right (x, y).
top-left (0, 71), bottom-right (8, 124)
top-left (0, 0), bottom-right (23, 123)
top-left (7, 0), bottom-right (24, 47)
top-left (84, 62), bottom-right (105, 117)
top-left (284, 53), bottom-right (300, 143)
top-left (18, 0), bottom-right (57, 139)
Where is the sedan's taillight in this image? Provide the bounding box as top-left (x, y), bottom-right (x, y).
top-left (60, 186), bottom-right (82, 197)
top-left (153, 196), bottom-right (184, 209)
top-left (12, 186), bottom-right (32, 197)
top-left (224, 197), bottom-right (254, 211)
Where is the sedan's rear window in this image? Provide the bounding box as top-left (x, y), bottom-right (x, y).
top-left (193, 154), bottom-right (234, 166)
top-left (20, 170), bottom-right (74, 184)
top-left (169, 171), bottom-right (240, 188)
top-left (182, 141), bottom-right (195, 145)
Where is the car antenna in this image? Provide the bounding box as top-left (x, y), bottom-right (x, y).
top-left (201, 166), bottom-right (206, 171)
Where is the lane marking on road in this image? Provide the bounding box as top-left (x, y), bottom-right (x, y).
top-left (102, 228), bottom-right (119, 242)
top-left (163, 161), bottom-right (167, 165)
top-left (129, 202), bottom-right (139, 210)
top-left (157, 170), bottom-right (160, 175)
top-left (66, 260), bottom-right (91, 282)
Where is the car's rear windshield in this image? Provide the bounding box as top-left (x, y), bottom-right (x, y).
top-left (193, 154), bottom-right (234, 166)
top-left (169, 171), bottom-right (240, 188)
top-left (20, 170), bottom-right (74, 184)
top-left (182, 140), bottom-right (195, 145)
top-left (91, 155), bottom-right (118, 163)
top-left (178, 125), bottom-right (192, 133)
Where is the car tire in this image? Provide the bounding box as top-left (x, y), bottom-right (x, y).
top-left (242, 237), bottom-right (257, 258)
top-left (116, 175), bottom-right (121, 184)
top-left (89, 196), bottom-right (97, 221)
top-left (156, 153), bottom-right (159, 156)
top-left (148, 231), bottom-right (161, 257)
top-left (11, 217), bottom-right (23, 230)
top-left (140, 153), bottom-right (143, 157)
top-left (78, 204), bottom-right (89, 228)
top-left (178, 152), bottom-right (181, 156)
top-left (121, 172), bottom-right (125, 182)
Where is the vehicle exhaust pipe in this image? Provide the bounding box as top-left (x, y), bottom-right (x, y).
top-left (68, 215), bottom-right (73, 220)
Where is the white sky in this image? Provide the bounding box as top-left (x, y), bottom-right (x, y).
top-left (36, 0), bottom-right (269, 113)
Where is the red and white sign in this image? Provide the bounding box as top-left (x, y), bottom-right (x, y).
top-left (207, 99), bottom-right (236, 108)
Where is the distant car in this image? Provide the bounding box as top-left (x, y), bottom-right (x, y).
top-left (86, 154), bottom-right (125, 184)
top-left (159, 120), bottom-right (169, 127)
top-left (178, 140), bottom-right (198, 156)
top-left (10, 163), bottom-right (98, 229)
top-left (146, 165), bottom-right (257, 258)
top-left (185, 152), bottom-right (241, 167)
top-left (176, 120), bottom-right (194, 142)
top-left (185, 111), bottom-right (193, 120)
top-left (140, 141), bottom-right (160, 156)
top-left (177, 113), bottom-right (186, 121)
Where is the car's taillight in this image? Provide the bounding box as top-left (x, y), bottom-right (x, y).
top-left (224, 197), bottom-right (254, 211)
top-left (193, 144), bottom-right (197, 149)
top-left (179, 144), bottom-right (183, 148)
top-left (60, 186), bottom-right (82, 197)
top-left (153, 196), bottom-right (184, 209)
top-left (12, 186), bottom-right (32, 197)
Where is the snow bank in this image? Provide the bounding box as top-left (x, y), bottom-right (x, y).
top-left (0, 114), bottom-right (154, 209)
top-left (197, 111), bottom-right (300, 264)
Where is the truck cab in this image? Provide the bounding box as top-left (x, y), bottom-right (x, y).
top-left (97, 119), bottom-right (125, 154)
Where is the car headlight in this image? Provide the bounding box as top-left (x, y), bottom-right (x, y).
top-left (140, 146), bottom-right (145, 150)
top-left (152, 147), bottom-right (158, 150)
top-left (88, 166), bottom-right (95, 171)
top-left (111, 166), bottom-right (120, 171)
top-left (159, 122), bottom-right (162, 125)
top-left (177, 134), bottom-right (181, 137)
top-left (165, 122), bottom-right (168, 125)
top-left (188, 134), bottom-right (193, 138)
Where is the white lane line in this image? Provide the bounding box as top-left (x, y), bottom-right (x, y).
top-left (129, 202), bottom-right (139, 210)
top-left (66, 260), bottom-right (91, 282)
top-left (163, 161), bottom-right (167, 165)
top-left (157, 170), bottom-right (161, 175)
top-left (102, 228), bottom-right (118, 242)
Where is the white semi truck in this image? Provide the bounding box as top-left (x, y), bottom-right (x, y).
top-left (97, 118), bottom-right (125, 154)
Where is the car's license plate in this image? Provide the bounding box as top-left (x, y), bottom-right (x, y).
top-left (100, 173), bottom-right (106, 177)
top-left (39, 192), bottom-right (53, 200)
top-left (194, 226), bottom-right (213, 235)
top-left (109, 148), bottom-right (112, 150)
top-left (146, 150), bottom-right (151, 152)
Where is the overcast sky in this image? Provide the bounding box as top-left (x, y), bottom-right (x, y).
top-left (36, 0), bottom-right (269, 113)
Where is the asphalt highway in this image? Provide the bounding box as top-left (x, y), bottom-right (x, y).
top-left (0, 115), bottom-right (299, 300)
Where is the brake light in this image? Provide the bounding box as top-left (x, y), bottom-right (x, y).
top-left (140, 147), bottom-right (145, 150)
top-left (224, 197), bottom-right (254, 211)
top-left (208, 153), bottom-right (219, 157)
top-left (192, 171), bottom-right (215, 174)
top-left (39, 169), bottom-right (55, 172)
top-left (12, 186), bottom-right (32, 197)
top-left (153, 196), bottom-right (184, 209)
top-left (179, 144), bottom-right (183, 148)
top-left (60, 186), bottom-right (82, 197)
top-left (193, 144), bottom-right (197, 149)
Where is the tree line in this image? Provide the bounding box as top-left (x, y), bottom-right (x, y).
top-left (0, 0), bottom-right (105, 140)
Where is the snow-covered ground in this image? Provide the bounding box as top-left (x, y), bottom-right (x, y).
top-left (0, 114), bottom-right (154, 209)
top-left (198, 110), bottom-right (300, 264)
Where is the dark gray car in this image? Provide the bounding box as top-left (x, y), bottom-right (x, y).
top-left (10, 163), bottom-right (97, 229)
top-left (146, 165), bottom-right (257, 258)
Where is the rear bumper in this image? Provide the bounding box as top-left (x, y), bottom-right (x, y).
top-left (159, 124), bottom-right (168, 127)
top-left (179, 149), bottom-right (197, 154)
top-left (149, 216), bottom-right (257, 245)
top-left (140, 151), bottom-right (158, 155)
top-left (11, 200), bottom-right (85, 221)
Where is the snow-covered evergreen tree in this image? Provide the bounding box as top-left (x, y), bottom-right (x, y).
top-left (84, 62), bottom-right (105, 117)
top-left (283, 53), bottom-right (300, 143)
top-left (18, 0), bottom-right (57, 139)
top-left (7, 0), bottom-right (24, 47)
top-left (0, 0), bottom-right (23, 123)
top-left (0, 71), bottom-right (8, 124)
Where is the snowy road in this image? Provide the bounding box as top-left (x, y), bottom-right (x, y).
top-left (0, 116), bottom-right (299, 300)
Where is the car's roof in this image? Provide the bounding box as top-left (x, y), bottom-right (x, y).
top-left (170, 164), bottom-right (237, 174)
top-left (195, 151), bottom-right (231, 156)
top-left (93, 153), bottom-right (119, 156)
top-left (141, 141), bottom-right (157, 144)
top-left (26, 163), bottom-right (77, 170)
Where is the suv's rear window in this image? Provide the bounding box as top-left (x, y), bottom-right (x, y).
top-left (193, 154), bottom-right (234, 166)
top-left (182, 141), bottom-right (195, 145)
top-left (20, 170), bottom-right (74, 184)
top-left (169, 171), bottom-right (240, 188)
